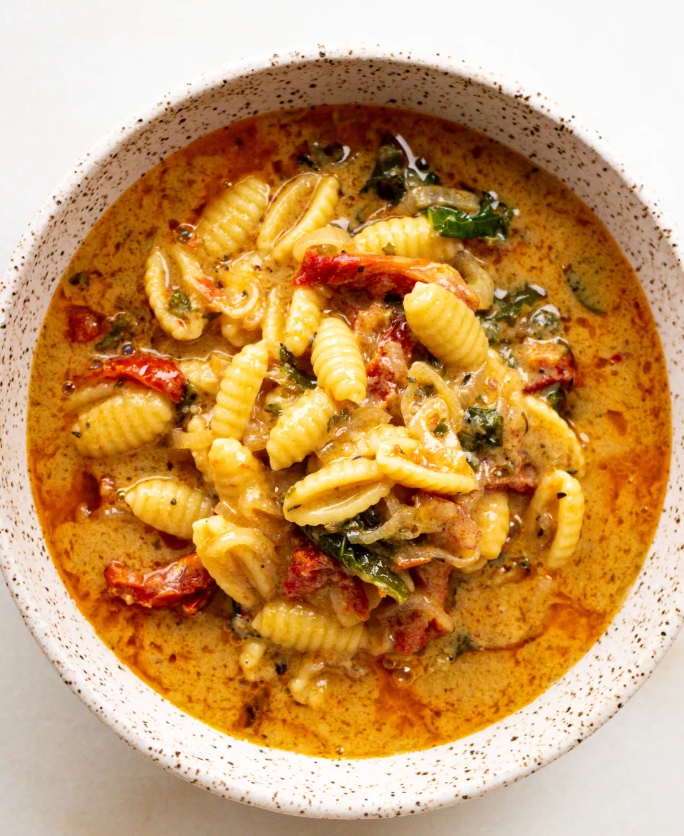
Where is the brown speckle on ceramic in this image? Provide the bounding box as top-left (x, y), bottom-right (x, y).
top-left (0, 46), bottom-right (682, 819)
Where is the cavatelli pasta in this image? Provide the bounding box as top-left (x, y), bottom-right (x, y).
top-left (211, 341), bottom-right (269, 440)
top-left (239, 638), bottom-right (274, 682)
top-left (266, 387), bottom-right (336, 471)
top-left (474, 491), bottom-right (509, 561)
top-left (192, 515), bottom-right (278, 607)
top-left (522, 395), bottom-right (586, 477)
top-left (283, 286), bottom-right (329, 357)
top-left (71, 384), bottom-right (174, 458)
top-left (525, 469), bottom-right (585, 568)
top-left (282, 457), bottom-right (392, 525)
top-left (196, 177), bottom-right (270, 259)
top-left (143, 246), bottom-right (207, 341)
top-left (288, 656), bottom-right (328, 708)
top-left (252, 600), bottom-right (364, 654)
top-left (353, 215), bottom-right (461, 261)
top-left (257, 174), bottom-right (318, 256)
top-left (375, 437), bottom-right (478, 496)
top-left (311, 317), bottom-right (366, 404)
top-left (261, 283), bottom-right (289, 357)
top-left (272, 175), bottom-right (340, 263)
top-left (403, 281), bottom-right (488, 369)
top-left (124, 478), bottom-right (214, 540)
top-left (220, 317), bottom-right (260, 347)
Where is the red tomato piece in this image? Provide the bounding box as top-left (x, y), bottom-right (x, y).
top-left (78, 353), bottom-right (186, 403)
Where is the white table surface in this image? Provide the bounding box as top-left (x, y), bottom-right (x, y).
top-left (1, 2), bottom-right (683, 833)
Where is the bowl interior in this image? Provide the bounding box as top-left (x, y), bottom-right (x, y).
top-left (1, 47), bottom-right (682, 818)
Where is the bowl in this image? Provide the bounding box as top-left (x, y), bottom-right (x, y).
top-left (1, 45), bottom-right (683, 819)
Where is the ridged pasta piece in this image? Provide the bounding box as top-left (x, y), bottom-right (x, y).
top-left (184, 414), bottom-right (214, 485)
top-left (257, 174), bottom-right (318, 256)
top-left (192, 515), bottom-right (278, 607)
top-left (211, 341), bottom-right (269, 440)
top-left (209, 438), bottom-right (281, 524)
top-left (289, 656), bottom-right (328, 708)
top-left (178, 358), bottom-right (220, 396)
top-left (375, 438), bottom-right (478, 496)
top-left (474, 491), bottom-right (510, 560)
top-left (220, 317), bottom-right (260, 347)
top-left (353, 216), bottom-right (461, 261)
top-left (71, 384), bottom-right (174, 458)
top-left (283, 286), bottom-right (329, 357)
top-left (522, 395), bottom-right (586, 477)
top-left (452, 250), bottom-right (495, 310)
top-left (252, 600), bottom-right (364, 654)
top-left (282, 457), bottom-right (392, 525)
top-left (124, 478), bottom-right (214, 540)
top-left (525, 469), bottom-right (585, 569)
top-left (403, 281), bottom-right (488, 368)
top-left (196, 176), bottom-right (270, 259)
top-left (311, 317), bottom-right (366, 404)
top-left (272, 175), bottom-right (340, 263)
top-left (347, 424), bottom-right (412, 459)
top-left (292, 225), bottom-right (352, 262)
top-left (239, 638), bottom-right (270, 682)
top-left (266, 388), bottom-right (336, 471)
top-left (143, 247), bottom-right (207, 341)
top-left (261, 283), bottom-right (289, 357)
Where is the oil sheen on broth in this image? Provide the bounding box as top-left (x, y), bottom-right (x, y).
top-left (26, 106), bottom-right (670, 758)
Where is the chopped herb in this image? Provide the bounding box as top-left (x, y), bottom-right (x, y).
top-left (493, 284), bottom-right (546, 325)
top-left (426, 192), bottom-right (512, 241)
top-left (264, 402), bottom-right (283, 417)
top-left (68, 271), bottom-right (90, 287)
top-left (327, 409), bottom-right (351, 431)
top-left (525, 305), bottom-right (561, 339)
top-left (167, 289), bottom-right (192, 319)
top-left (297, 141), bottom-right (348, 170)
top-left (540, 383), bottom-right (566, 415)
top-left (114, 377), bottom-right (125, 388)
top-left (463, 451), bottom-right (480, 471)
top-left (340, 505), bottom-right (383, 535)
top-left (71, 430), bottom-right (82, 438)
top-left (519, 557), bottom-right (531, 572)
top-left (303, 525), bottom-right (410, 603)
top-left (432, 419), bottom-right (449, 437)
top-left (95, 313), bottom-right (133, 351)
top-left (458, 407), bottom-right (504, 456)
top-left (275, 660), bottom-right (288, 675)
top-left (564, 269), bottom-right (606, 314)
top-left (279, 344), bottom-right (317, 391)
top-left (451, 633), bottom-right (480, 659)
top-left (427, 353), bottom-right (446, 376)
top-left (418, 383), bottom-right (436, 399)
top-left (382, 242), bottom-right (396, 255)
top-left (176, 382), bottom-right (197, 419)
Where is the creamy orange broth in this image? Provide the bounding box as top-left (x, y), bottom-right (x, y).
top-left (27, 106), bottom-right (670, 758)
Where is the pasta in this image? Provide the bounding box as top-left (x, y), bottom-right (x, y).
top-left (124, 478), bottom-right (214, 540)
top-left (403, 281), bottom-right (488, 368)
top-left (522, 395), bottom-right (586, 477)
top-left (474, 491), bottom-right (510, 560)
top-left (375, 437), bottom-right (478, 496)
top-left (283, 286), bottom-right (329, 357)
top-left (252, 600), bottom-right (364, 654)
top-left (282, 457), bottom-right (393, 525)
top-left (257, 174), bottom-right (318, 256)
top-left (272, 175), bottom-right (340, 263)
top-left (353, 216), bottom-right (461, 261)
top-left (261, 283), bottom-right (289, 356)
top-left (196, 176), bottom-right (270, 259)
top-left (239, 638), bottom-right (273, 682)
top-left (143, 246), bottom-right (207, 340)
top-left (311, 317), bottom-right (367, 404)
top-left (193, 515), bottom-right (278, 607)
top-left (71, 385), bottom-right (173, 458)
top-left (211, 341), bottom-right (269, 440)
top-left (288, 656), bottom-right (328, 708)
top-left (525, 469), bottom-right (585, 568)
top-left (266, 387), bottom-right (336, 471)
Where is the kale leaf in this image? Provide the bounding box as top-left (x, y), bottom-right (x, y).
top-left (564, 269), bottom-right (606, 314)
top-left (458, 407), bottom-right (504, 458)
top-left (426, 192), bottom-right (512, 241)
top-left (95, 313), bottom-right (133, 351)
top-left (361, 140), bottom-right (440, 205)
top-left (279, 344), bottom-right (317, 391)
top-left (167, 289), bottom-right (192, 319)
top-left (493, 284), bottom-right (546, 324)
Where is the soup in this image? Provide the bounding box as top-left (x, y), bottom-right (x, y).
top-left (27, 105), bottom-right (670, 758)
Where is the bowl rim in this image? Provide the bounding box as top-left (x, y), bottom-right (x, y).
top-left (2, 42), bottom-right (683, 818)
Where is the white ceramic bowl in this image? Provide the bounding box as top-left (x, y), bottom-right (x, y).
top-left (1, 46), bottom-right (683, 819)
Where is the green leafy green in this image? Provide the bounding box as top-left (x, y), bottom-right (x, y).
top-left (493, 284), bottom-right (546, 324)
top-left (564, 269), bottom-right (606, 314)
top-left (68, 271), bottom-right (91, 287)
top-left (525, 306), bottom-right (561, 339)
top-left (297, 141), bottom-right (347, 170)
top-left (458, 407), bottom-right (504, 457)
top-left (264, 402), bottom-right (283, 417)
top-left (426, 192), bottom-right (512, 241)
top-left (327, 409), bottom-right (351, 432)
top-left (95, 313), bottom-right (133, 351)
top-left (432, 419), bottom-right (449, 437)
top-left (361, 141), bottom-right (440, 205)
top-left (476, 313), bottom-right (501, 344)
top-left (279, 344), bottom-right (317, 391)
top-left (450, 633), bottom-right (480, 660)
top-left (540, 383), bottom-right (566, 415)
top-left (340, 505), bottom-right (383, 536)
top-left (303, 525), bottom-right (410, 604)
top-left (176, 382), bottom-right (198, 419)
top-left (167, 289), bottom-right (192, 319)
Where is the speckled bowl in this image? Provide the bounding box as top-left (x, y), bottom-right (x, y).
top-left (1, 46), bottom-right (682, 818)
